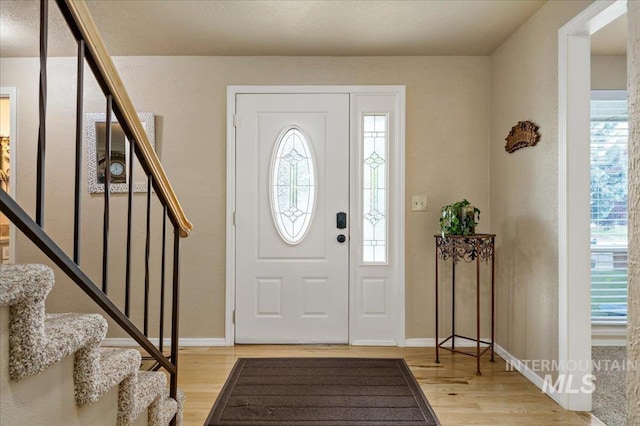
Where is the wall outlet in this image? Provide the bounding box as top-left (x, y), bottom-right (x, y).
top-left (411, 195), bottom-right (428, 211)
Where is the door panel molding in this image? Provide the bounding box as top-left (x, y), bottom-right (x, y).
top-left (226, 86), bottom-right (406, 346)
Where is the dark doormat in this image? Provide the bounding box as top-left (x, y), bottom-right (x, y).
top-left (205, 357), bottom-right (441, 425)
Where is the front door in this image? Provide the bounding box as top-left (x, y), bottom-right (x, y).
top-left (235, 93), bottom-right (350, 343)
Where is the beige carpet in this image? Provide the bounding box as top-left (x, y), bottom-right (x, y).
top-left (592, 346), bottom-right (626, 426)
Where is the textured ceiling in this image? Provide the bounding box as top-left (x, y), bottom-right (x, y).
top-left (1, 0), bottom-right (550, 57)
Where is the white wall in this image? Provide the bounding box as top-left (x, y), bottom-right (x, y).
top-left (0, 55), bottom-right (491, 340)
top-left (489, 0), bottom-right (591, 376)
top-left (592, 55), bottom-right (627, 89)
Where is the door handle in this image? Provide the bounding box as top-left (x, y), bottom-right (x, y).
top-left (336, 212), bottom-right (347, 229)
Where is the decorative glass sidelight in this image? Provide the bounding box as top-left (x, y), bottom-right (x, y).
top-left (270, 127), bottom-right (316, 244)
top-left (363, 115), bottom-right (387, 263)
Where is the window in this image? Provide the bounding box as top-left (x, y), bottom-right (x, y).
top-left (362, 115), bottom-right (387, 263)
top-left (590, 91), bottom-right (628, 323)
top-left (270, 127), bottom-right (316, 245)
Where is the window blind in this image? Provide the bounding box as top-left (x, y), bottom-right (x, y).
top-left (590, 95), bottom-right (628, 323)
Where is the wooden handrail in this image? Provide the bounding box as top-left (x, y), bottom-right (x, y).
top-left (58, 0), bottom-right (192, 237)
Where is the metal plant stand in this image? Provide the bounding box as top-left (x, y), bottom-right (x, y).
top-left (434, 234), bottom-right (496, 375)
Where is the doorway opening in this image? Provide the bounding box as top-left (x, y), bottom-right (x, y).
top-left (558, 0), bottom-right (627, 412)
top-left (589, 90), bottom-right (628, 332)
top-left (0, 87), bottom-right (17, 264)
top-left (589, 13), bottom-right (628, 340)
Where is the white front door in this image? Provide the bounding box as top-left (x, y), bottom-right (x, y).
top-left (235, 93), bottom-right (350, 343)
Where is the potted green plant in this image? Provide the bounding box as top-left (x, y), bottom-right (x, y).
top-left (439, 199), bottom-right (480, 236)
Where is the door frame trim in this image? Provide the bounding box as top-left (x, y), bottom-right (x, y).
top-left (225, 85), bottom-right (406, 346)
top-left (557, 0), bottom-right (627, 411)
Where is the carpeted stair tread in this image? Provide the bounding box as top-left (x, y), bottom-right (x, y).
top-left (118, 371), bottom-right (167, 425)
top-left (0, 264), bottom-right (54, 306)
top-left (3, 263), bottom-right (184, 424)
top-left (147, 397), bottom-right (178, 426)
top-left (45, 313), bottom-right (107, 349)
top-left (75, 347), bottom-right (142, 406)
top-left (162, 388), bottom-right (185, 405)
top-left (135, 371), bottom-right (168, 413)
top-left (173, 387), bottom-right (185, 426)
top-left (99, 348), bottom-right (142, 380)
top-left (154, 388), bottom-right (184, 426)
top-left (163, 397), bottom-right (178, 421)
top-left (10, 312), bottom-right (107, 380)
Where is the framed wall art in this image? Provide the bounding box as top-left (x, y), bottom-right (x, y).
top-left (86, 112), bottom-right (155, 193)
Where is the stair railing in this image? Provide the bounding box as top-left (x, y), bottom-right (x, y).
top-left (0, 0), bottom-right (193, 423)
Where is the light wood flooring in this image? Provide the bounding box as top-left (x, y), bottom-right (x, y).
top-left (176, 345), bottom-right (605, 426)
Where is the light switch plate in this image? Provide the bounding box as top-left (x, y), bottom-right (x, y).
top-left (411, 195), bottom-right (427, 211)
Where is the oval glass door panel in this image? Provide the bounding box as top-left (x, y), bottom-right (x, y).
top-left (270, 127), bottom-right (316, 244)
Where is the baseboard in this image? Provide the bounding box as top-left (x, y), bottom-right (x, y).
top-left (493, 344), bottom-right (564, 406)
top-left (592, 337), bottom-right (627, 346)
top-left (404, 337), bottom-right (492, 347)
top-left (404, 338), bottom-right (434, 347)
top-left (592, 324), bottom-right (626, 346)
top-left (350, 340), bottom-right (397, 346)
top-left (102, 337), bottom-right (227, 347)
